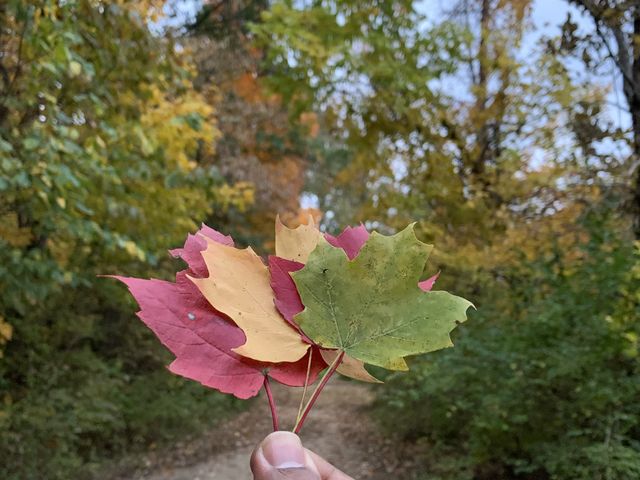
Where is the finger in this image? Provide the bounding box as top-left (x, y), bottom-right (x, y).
top-left (251, 431), bottom-right (321, 480)
top-left (306, 450), bottom-right (355, 480)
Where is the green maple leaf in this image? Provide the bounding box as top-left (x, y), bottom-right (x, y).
top-left (292, 225), bottom-right (473, 370)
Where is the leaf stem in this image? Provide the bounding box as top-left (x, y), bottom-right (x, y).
top-left (293, 351), bottom-right (344, 434)
top-left (296, 348), bottom-right (314, 426)
top-left (263, 375), bottom-right (279, 432)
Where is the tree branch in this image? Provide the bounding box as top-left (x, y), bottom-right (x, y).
top-left (570, 0), bottom-right (635, 90)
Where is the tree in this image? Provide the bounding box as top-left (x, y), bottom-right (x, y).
top-left (0, 0), bottom-right (238, 317)
top-left (253, 0), bottom-right (614, 278)
top-left (252, 0), bottom-right (464, 230)
top-left (563, 0), bottom-right (640, 236)
top-left (188, 0), bottom-right (317, 249)
top-left (0, 1), bottom-right (246, 477)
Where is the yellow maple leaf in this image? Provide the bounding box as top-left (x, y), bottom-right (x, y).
top-left (320, 350), bottom-right (383, 383)
top-left (188, 242), bottom-right (309, 363)
top-left (275, 215), bottom-right (322, 263)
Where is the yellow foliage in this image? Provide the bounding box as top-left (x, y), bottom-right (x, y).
top-left (608, 241), bottom-right (640, 359)
top-left (189, 242), bottom-right (309, 362)
top-left (117, 0), bottom-right (166, 22)
top-left (0, 214), bottom-right (33, 248)
top-left (140, 85), bottom-right (218, 170)
top-left (275, 214), bottom-right (322, 263)
top-left (0, 316), bottom-right (13, 358)
top-left (48, 238), bottom-right (73, 267)
top-left (216, 181), bottom-right (255, 212)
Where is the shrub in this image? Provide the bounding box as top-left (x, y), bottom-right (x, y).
top-left (376, 222), bottom-right (640, 479)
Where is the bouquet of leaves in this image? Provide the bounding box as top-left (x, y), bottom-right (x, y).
top-left (111, 217), bottom-right (472, 432)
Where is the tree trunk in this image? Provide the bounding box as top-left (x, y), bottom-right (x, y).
top-left (632, 10), bottom-right (640, 238)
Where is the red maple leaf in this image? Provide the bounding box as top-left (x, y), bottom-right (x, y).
top-left (113, 225), bottom-right (326, 399)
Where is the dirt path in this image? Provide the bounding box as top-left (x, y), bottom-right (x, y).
top-left (122, 379), bottom-right (414, 480)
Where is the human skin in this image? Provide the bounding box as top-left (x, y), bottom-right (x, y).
top-left (250, 431), bottom-right (354, 480)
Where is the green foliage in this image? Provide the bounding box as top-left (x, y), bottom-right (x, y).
top-left (0, 0), bottom-right (225, 311)
top-left (252, 0), bottom-right (462, 115)
top-left (375, 215), bottom-right (640, 479)
top-left (0, 1), bottom-right (247, 478)
top-left (0, 283), bottom-right (246, 480)
top-left (252, 0), bottom-right (472, 232)
top-left (0, 352), bottom-right (243, 479)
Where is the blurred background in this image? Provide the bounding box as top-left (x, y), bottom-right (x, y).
top-left (1, 1), bottom-right (639, 479)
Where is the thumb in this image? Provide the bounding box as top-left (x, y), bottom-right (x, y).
top-left (251, 431), bottom-right (321, 480)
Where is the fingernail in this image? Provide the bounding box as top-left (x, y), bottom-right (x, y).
top-left (261, 432), bottom-right (306, 469)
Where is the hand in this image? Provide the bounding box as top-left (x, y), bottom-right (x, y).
top-left (250, 431), bottom-right (354, 480)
